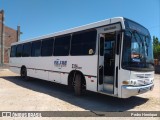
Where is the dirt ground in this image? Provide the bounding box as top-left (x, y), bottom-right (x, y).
top-left (0, 69), bottom-right (159, 119)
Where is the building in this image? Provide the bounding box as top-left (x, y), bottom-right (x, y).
top-left (0, 25), bottom-right (18, 63)
top-left (0, 10), bottom-right (19, 64)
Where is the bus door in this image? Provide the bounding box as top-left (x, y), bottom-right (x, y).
top-left (98, 32), bottom-right (120, 95)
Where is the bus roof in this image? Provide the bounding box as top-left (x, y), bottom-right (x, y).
top-left (12, 17), bottom-right (124, 45)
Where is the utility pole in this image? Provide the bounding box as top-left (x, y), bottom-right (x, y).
top-left (17, 26), bottom-right (20, 41)
top-left (17, 25), bottom-right (22, 42)
top-left (0, 10), bottom-right (4, 66)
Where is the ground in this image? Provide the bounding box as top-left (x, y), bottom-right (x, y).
top-left (0, 69), bottom-right (159, 119)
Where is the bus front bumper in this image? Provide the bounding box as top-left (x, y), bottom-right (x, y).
top-left (121, 83), bottom-right (154, 98)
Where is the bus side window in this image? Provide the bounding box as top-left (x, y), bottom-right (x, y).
top-left (54, 35), bottom-right (70, 56)
top-left (10, 45), bottom-right (17, 57)
top-left (41, 38), bottom-right (54, 56)
top-left (22, 42), bottom-right (31, 57)
top-left (16, 44), bottom-right (23, 57)
top-left (71, 30), bottom-right (97, 56)
top-left (31, 41), bottom-right (41, 57)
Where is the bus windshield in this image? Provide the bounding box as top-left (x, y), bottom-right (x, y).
top-left (122, 19), bottom-right (154, 71)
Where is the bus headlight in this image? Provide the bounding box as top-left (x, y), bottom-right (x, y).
top-left (122, 80), bottom-right (137, 86)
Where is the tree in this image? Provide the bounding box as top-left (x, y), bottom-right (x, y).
top-left (153, 36), bottom-right (160, 59)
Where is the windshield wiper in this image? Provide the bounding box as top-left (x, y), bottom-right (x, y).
top-left (133, 30), bottom-right (149, 67)
top-left (132, 30), bottom-right (142, 59)
top-left (134, 30), bottom-right (144, 45)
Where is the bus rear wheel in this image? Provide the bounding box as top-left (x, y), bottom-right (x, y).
top-left (21, 67), bottom-right (27, 80)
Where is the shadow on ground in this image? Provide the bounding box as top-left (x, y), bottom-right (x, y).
top-left (1, 76), bottom-right (149, 112)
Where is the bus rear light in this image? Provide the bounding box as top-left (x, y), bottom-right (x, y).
top-left (88, 76), bottom-right (91, 78)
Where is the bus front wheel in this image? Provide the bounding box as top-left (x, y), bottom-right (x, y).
top-left (74, 74), bottom-right (82, 96)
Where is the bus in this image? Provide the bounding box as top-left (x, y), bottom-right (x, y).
top-left (9, 17), bottom-right (154, 98)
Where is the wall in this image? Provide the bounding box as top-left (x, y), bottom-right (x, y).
top-left (0, 14), bottom-right (18, 63)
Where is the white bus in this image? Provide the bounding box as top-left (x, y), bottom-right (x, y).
top-left (9, 17), bottom-right (154, 98)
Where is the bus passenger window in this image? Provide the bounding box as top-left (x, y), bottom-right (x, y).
top-left (31, 41), bottom-right (41, 57)
top-left (22, 43), bottom-right (31, 57)
top-left (54, 35), bottom-right (70, 56)
top-left (41, 38), bottom-right (54, 56)
top-left (71, 30), bottom-right (97, 56)
top-left (16, 44), bottom-right (23, 57)
top-left (10, 45), bottom-right (17, 57)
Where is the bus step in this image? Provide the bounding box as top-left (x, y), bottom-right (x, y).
top-left (101, 89), bottom-right (113, 94)
top-left (104, 76), bottom-right (114, 84)
top-left (103, 83), bottom-right (113, 93)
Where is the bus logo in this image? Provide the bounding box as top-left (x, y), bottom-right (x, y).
top-left (54, 59), bottom-right (67, 69)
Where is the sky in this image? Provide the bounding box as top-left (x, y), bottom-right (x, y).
top-left (0, 0), bottom-right (160, 41)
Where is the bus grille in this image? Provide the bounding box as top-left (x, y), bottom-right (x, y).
top-left (132, 73), bottom-right (153, 86)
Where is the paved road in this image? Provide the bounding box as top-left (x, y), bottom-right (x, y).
top-left (0, 69), bottom-right (159, 118)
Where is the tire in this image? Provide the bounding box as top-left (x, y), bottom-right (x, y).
top-left (68, 80), bottom-right (74, 91)
top-left (74, 74), bottom-right (82, 96)
top-left (21, 67), bottom-right (28, 80)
